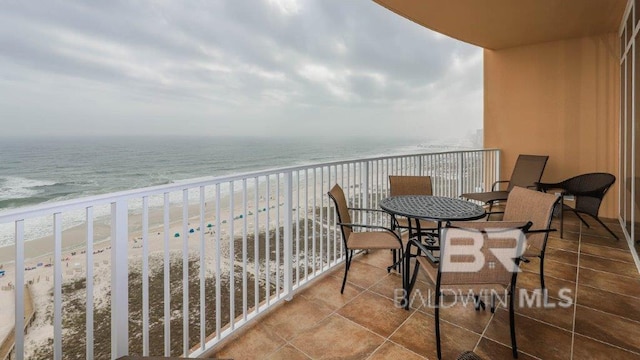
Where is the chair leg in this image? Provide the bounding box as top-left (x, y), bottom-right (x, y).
top-left (509, 288), bottom-right (518, 358)
top-left (490, 293), bottom-right (496, 313)
top-left (340, 250), bottom-right (352, 294)
top-left (592, 216), bottom-right (620, 240)
top-left (558, 201), bottom-right (564, 239)
top-left (573, 211), bottom-right (590, 228)
top-left (435, 290), bottom-right (442, 360)
top-left (539, 254), bottom-right (546, 291)
top-left (404, 259), bottom-right (421, 310)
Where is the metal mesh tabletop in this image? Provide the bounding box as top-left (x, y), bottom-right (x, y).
top-left (379, 195), bottom-right (485, 221)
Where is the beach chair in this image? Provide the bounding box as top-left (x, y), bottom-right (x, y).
top-left (460, 154), bottom-right (549, 217)
top-left (328, 184), bottom-right (404, 293)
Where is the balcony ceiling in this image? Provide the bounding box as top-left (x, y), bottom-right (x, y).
top-left (373, 0), bottom-right (627, 50)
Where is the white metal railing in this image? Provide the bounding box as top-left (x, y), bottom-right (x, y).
top-left (0, 148), bottom-right (499, 359)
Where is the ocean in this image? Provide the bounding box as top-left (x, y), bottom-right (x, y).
top-left (0, 135), bottom-right (461, 247)
top-left (0, 135), bottom-right (445, 212)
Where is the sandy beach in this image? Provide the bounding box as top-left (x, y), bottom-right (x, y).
top-left (0, 185), bottom-right (301, 358)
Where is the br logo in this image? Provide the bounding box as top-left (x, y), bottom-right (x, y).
top-left (441, 227), bottom-right (526, 273)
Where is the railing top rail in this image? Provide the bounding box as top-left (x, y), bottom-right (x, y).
top-left (0, 148), bottom-right (498, 222)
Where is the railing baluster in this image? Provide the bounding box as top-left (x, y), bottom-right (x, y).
top-left (284, 171), bottom-right (293, 300)
top-left (242, 179), bottom-right (248, 320)
top-left (182, 189), bottom-right (189, 356)
top-left (229, 181), bottom-right (235, 329)
top-left (163, 193), bottom-right (171, 356)
top-left (265, 176), bottom-right (271, 304)
top-left (15, 220), bottom-right (25, 360)
top-left (275, 176), bottom-right (281, 298)
top-left (111, 199), bottom-right (128, 359)
top-left (54, 213), bottom-right (62, 360)
top-left (86, 207), bottom-right (95, 360)
top-left (215, 184), bottom-right (221, 339)
top-left (142, 197), bottom-right (149, 356)
top-left (199, 186), bottom-right (206, 350)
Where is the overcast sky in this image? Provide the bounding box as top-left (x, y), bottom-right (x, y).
top-left (0, 0), bottom-right (483, 139)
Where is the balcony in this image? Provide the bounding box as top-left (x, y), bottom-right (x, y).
top-left (209, 216), bottom-right (637, 359)
top-left (0, 149), bottom-right (636, 359)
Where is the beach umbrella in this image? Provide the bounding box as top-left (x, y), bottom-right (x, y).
top-left (207, 223), bottom-right (213, 228)
top-left (174, 232), bottom-right (180, 238)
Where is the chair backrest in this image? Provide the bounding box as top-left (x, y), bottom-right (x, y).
top-left (562, 173), bottom-right (615, 216)
top-left (389, 175), bottom-right (433, 196)
top-left (507, 155), bottom-right (549, 192)
top-left (503, 186), bottom-right (559, 254)
top-left (328, 184), bottom-right (352, 243)
top-left (439, 222), bottom-right (528, 286)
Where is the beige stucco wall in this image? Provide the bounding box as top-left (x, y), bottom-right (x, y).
top-left (484, 33), bottom-right (620, 218)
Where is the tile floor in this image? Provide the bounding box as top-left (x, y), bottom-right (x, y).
top-left (207, 215), bottom-right (640, 360)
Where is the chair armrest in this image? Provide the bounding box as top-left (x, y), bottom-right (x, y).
top-left (348, 207), bottom-right (388, 214)
top-left (337, 222), bottom-right (399, 237)
top-left (491, 180), bottom-right (510, 191)
top-left (535, 181), bottom-right (565, 192)
top-left (525, 228), bottom-right (556, 234)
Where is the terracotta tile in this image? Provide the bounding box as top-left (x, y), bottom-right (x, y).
top-left (290, 314), bottom-right (384, 359)
top-left (353, 248), bottom-right (397, 270)
top-left (438, 301), bottom-right (493, 334)
top-left (389, 310), bottom-right (480, 359)
top-left (266, 345), bottom-right (311, 360)
top-left (344, 261), bottom-right (391, 290)
top-left (213, 322), bottom-right (286, 360)
top-left (368, 271), bottom-right (405, 301)
top-left (367, 341), bottom-right (425, 360)
top-left (338, 290), bottom-right (411, 337)
top-left (574, 305), bottom-right (640, 353)
top-left (300, 273), bottom-right (362, 310)
top-left (579, 268), bottom-right (640, 298)
top-left (261, 295), bottom-right (333, 340)
top-left (407, 279), bottom-right (437, 313)
top-left (579, 254), bottom-right (639, 278)
top-left (576, 284), bottom-right (640, 322)
top-left (483, 308), bottom-right (572, 359)
top-left (580, 242), bottom-right (635, 264)
top-left (572, 334), bottom-right (640, 360)
top-left (474, 337), bottom-right (538, 360)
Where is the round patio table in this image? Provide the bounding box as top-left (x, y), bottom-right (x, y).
top-left (380, 195), bottom-right (486, 292)
top-left (379, 195), bottom-right (486, 222)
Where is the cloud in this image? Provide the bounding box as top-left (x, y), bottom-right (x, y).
top-left (0, 0), bottom-right (483, 138)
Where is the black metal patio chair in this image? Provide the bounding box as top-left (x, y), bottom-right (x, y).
top-left (537, 172), bottom-right (618, 240)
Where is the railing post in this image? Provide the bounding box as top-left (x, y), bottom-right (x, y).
top-left (284, 171), bottom-right (293, 300)
top-left (111, 199), bottom-right (129, 359)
